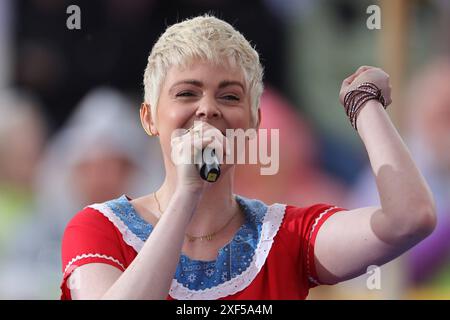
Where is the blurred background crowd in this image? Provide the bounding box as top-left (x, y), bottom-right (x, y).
top-left (0, 0), bottom-right (449, 299)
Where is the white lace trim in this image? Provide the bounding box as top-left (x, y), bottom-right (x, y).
top-left (89, 203), bottom-right (145, 252)
top-left (306, 206), bottom-right (338, 285)
top-left (90, 200), bottom-right (287, 300)
top-left (63, 253), bottom-right (125, 274)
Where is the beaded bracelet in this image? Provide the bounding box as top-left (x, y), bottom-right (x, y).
top-left (344, 82), bottom-right (387, 131)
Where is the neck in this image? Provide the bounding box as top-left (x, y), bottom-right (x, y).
top-left (156, 164), bottom-right (238, 236)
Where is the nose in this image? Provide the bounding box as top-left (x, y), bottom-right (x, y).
top-left (195, 97), bottom-right (222, 120)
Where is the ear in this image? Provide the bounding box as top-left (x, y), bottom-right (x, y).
top-left (140, 103), bottom-right (158, 136)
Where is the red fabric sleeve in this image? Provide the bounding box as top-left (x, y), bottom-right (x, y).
top-left (60, 207), bottom-right (127, 300)
top-left (281, 204), bottom-right (346, 289)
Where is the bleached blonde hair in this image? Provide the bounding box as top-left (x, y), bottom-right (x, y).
top-left (143, 15), bottom-right (264, 127)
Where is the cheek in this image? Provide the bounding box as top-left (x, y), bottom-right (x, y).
top-left (158, 103), bottom-right (193, 134)
top-left (157, 108), bottom-right (190, 159)
top-left (225, 107), bottom-right (253, 129)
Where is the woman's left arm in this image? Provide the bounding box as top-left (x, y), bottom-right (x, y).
top-left (313, 66), bottom-right (437, 284)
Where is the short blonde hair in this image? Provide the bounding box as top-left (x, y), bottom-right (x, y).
top-left (143, 15), bottom-right (264, 127)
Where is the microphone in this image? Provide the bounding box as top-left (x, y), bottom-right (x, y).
top-left (197, 147), bottom-right (221, 182)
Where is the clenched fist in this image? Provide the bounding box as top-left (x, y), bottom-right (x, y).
top-left (339, 66), bottom-right (393, 108)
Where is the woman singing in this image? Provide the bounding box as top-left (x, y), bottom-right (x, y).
top-left (60, 15), bottom-right (436, 300)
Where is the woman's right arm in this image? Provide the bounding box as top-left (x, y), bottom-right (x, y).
top-left (69, 188), bottom-right (202, 300)
top-left (69, 122), bottom-right (227, 299)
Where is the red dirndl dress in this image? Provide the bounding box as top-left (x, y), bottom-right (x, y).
top-left (60, 194), bottom-right (345, 300)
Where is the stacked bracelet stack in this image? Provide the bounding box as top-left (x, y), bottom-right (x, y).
top-left (344, 82), bottom-right (388, 131)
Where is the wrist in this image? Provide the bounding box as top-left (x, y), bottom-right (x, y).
top-left (356, 100), bottom-right (387, 140)
top-left (159, 188), bottom-right (203, 224)
top-left (343, 82), bottom-right (387, 131)
top-left (174, 185), bottom-right (204, 198)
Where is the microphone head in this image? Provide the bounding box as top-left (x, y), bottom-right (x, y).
top-left (198, 148), bottom-right (221, 182)
top-left (200, 163), bottom-right (221, 182)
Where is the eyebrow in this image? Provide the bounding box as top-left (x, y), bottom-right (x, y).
top-left (169, 79), bottom-right (246, 93)
top-left (218, 80), bottom-right (245, 92)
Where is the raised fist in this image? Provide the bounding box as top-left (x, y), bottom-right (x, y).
top-left (339, 66), bottom-right (392, 107)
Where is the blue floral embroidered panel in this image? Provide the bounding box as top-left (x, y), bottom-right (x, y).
top-left (104, 194), bottom-right (268, 291)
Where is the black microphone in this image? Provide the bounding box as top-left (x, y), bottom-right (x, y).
top-left (197, 147), bottom-right (221, 182)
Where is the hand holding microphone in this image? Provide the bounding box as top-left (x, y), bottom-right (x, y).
top-left (171, 122), bottom-right (228, 192)
top-left (192, 123), bottom-right (225, 182)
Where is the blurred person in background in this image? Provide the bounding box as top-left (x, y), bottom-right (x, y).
top-left (0, 87), bottom-right (164, 298)
top-left (401, 57), bottom-right (450, 298)
top-left (0, 90), bottom-right (47, 256)
top-left (234, 86), bottom-right (348, 208)
top-left (32, 87), bottom-right (164, 213)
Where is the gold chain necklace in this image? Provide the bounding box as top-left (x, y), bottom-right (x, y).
top-left (153, 191), bottom-right (239, 242)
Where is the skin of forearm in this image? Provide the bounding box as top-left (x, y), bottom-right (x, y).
top-left (102, 189), bottom-right (202, 299)
top-left (356, 101), bottom-right (436, 241)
